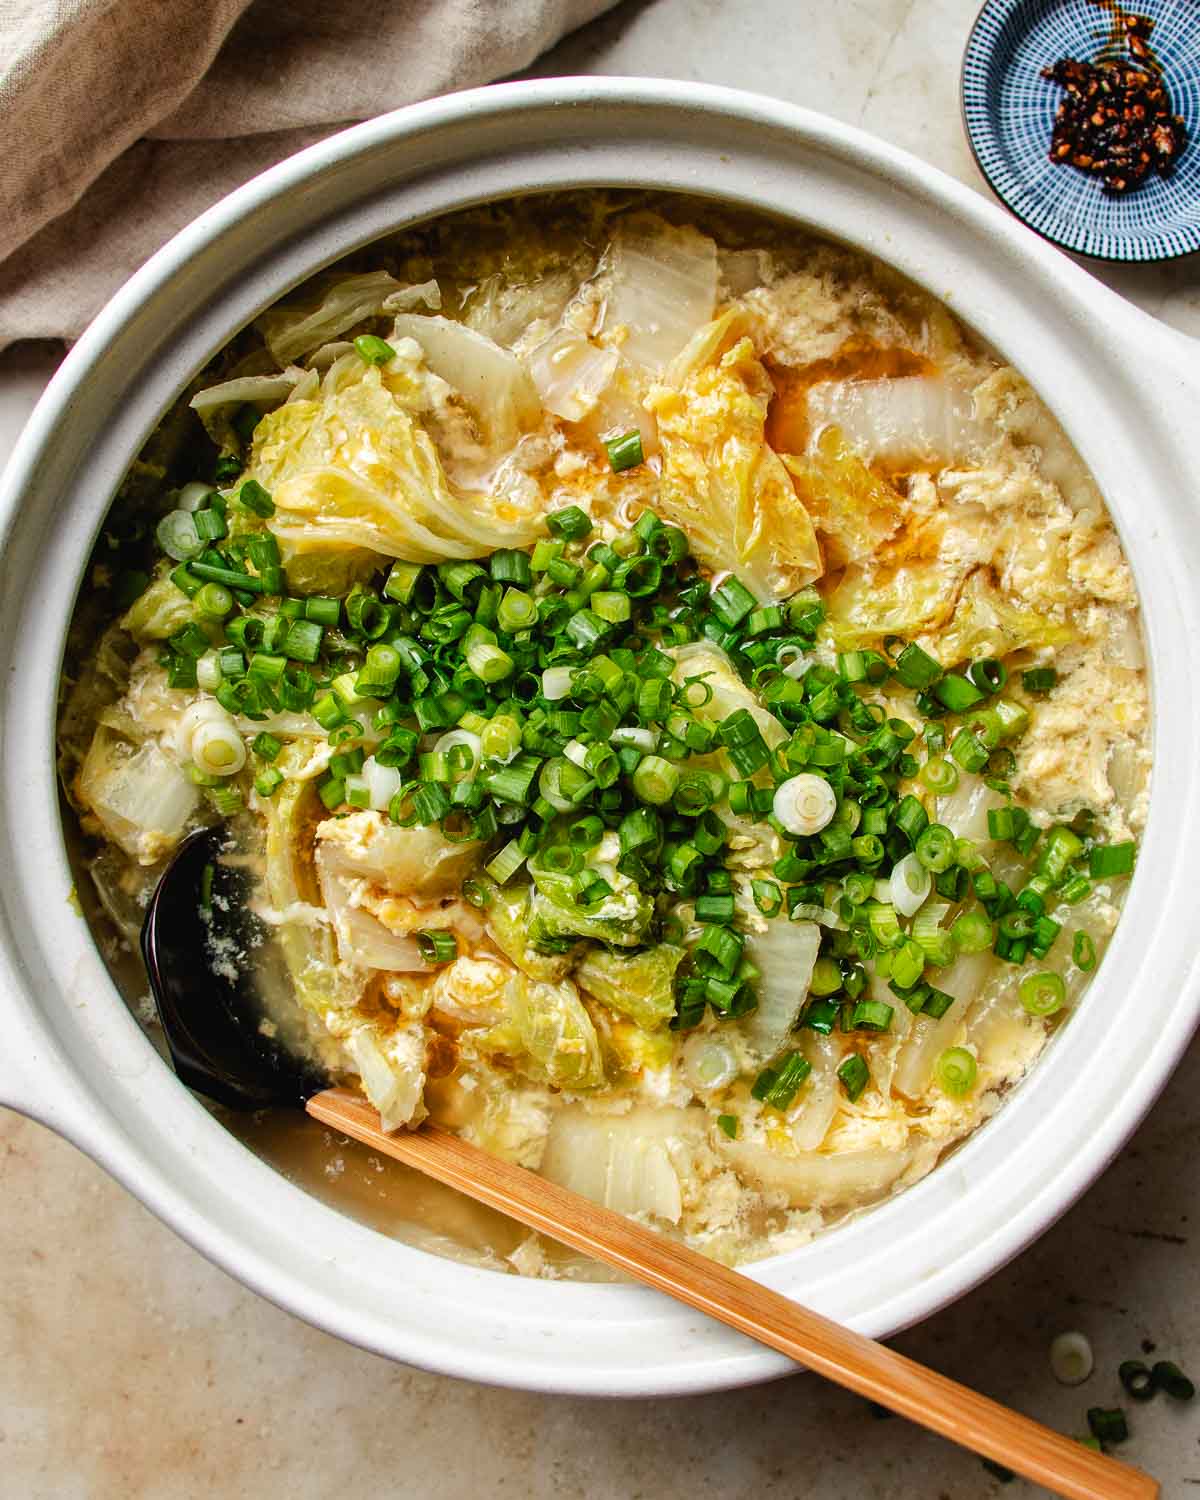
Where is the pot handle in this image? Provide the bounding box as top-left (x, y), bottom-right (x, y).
top-left (0, 972), bottom-right (82, 1142)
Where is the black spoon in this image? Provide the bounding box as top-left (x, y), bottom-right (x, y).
top-left (140, 827), bottom-right (327, 1110)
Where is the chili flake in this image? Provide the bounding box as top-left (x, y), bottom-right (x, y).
top-left (1041, 47), bottom-right (1187, 196)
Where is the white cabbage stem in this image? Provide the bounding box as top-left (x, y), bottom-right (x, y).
top-left (773, 774), bottom-right (837, 836)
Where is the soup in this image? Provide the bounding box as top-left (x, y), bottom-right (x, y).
top-left (57, 193), bottom-right (1147, 1271)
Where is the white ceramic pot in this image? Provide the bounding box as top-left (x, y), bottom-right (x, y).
top-left (1, 80), bottom-right (1197, 1397)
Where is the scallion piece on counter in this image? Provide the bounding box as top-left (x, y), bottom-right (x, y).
top-left (1151, 1361), bottom-right (1196, 1401)
top-left (1086, 1408), bottom-right (1129, 1445)
top-left (1118, 1361), bottom-right (1156, 1401)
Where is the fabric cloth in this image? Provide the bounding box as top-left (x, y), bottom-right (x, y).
top-left (0, 0), bottom-right (618, 348)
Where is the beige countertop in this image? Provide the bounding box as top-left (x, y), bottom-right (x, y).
top-left (3, 2), bottom-right (1199, 1494)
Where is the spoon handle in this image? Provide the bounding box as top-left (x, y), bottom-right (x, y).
top-left (308, 1088), bottom-right (1157, 1500)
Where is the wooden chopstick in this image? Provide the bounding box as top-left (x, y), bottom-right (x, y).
top-left (307, 1087), bottom-right (1158, 1500)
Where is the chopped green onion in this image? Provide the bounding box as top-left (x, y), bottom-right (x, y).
top-left (353, 334), bottom-right (396, 365)
top-left (1088, 842), bottom-right (1136, 878)
top-left (1151, 1361), bottom-right (1195, 1401)
top-left (935, 1047), bottom-right (977, 1097)
top-left (631, 754), bottom-right (680, 805)
top-left (190, 561), bottom-right (265, 594)
top-left (236, 480), bottom-right (275, 517)
top-left (849, 999), bottom-right (894, 1033)
top-left (932, 672), bottom-right (984, 712)
top-left (252, 732), bottom-right (283, 762)
top-left (893, 642), bottom-right (942, 690)
top-left (914, 823), bottom-right (956, 872)
top-left (951, 908), bottom-right (993, 955)
top-left (497, 587), bottom-right (538, 633)
top-left (1118, 1361), bottom-right (1155, 1401)
top-left (1086, 1408), bottom-right (1128, 1445)
top-left (605, 430), bottom-right (644, 472)
top-left (1072, 931), bottom-right (1097, 972)
top-left (751, 1050), bottom-right (812, 1109)
top-left (156, 509), bottom-right (204, 562)
top-left (546, 505), bottom-right (593, 541)
top-left (967, 658), bottom-right (1007, 695)
top-left (716, 1113), bottom-right (738, 1139)
top-left (709, 577), bottom-right (757, 628)
top-left (415, 929), bottom-right (458, 964)
top-left (949, 727), bottom-right (989, 773)
top-left (466, 639), bottom-right (515, 683)
top-left (1019, 970), bottom-right (1066, 1017)
top-left (837, 1054), bottom-right (869, 1103)
top-left (918, 756), bottom-right (959, 794)
top-left (1022, 666), bottom-right (1057, 694)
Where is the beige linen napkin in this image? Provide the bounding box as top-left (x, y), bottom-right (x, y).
top-left (0, 0), bottom-right (618, 348)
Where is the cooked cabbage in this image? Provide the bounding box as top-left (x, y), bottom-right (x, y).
top-left (540, 1104), bottom-right (703, 1222)
top-left (314, 811), bottom-right (480, 901)
top-left (263, 764), bottom-right (360, 1016)
top-left (493, 973), bottom-right (605, 1091)
top-left (574, 943), bottom-right (684, 1031)
top-left (806, 377), bottom-right (984, 470)
top-left (257, 271), bottom-right (403, 365)
top-left (120, 576), bottom-right (194, 642)
top-left (390, 313), bottom-right (542, 454)
top-left (892, 951), bottom-right (991, 1099)
top-left (76, 728), bottom-right (199, 864)
top-left (316, 854), bottom-right (428, 972)
top-left (789, 1032), bottom-right (842, 1151)
top-left (648, 312), bottom-right (822, 600)
top-left (249, 363), bottom-right (544, 562)
top-left (740, 918), bottom-right (821, 1062)
top-left (347, 1023), bottom-right (427, 1131)
top-left (525, 327), bottom-right (619, 422)
top-left (528, 861), bottom-right (653, 948)
top-left (189, 370), bottom-right (303, 442)
top-left (485, 882), bottom-right (574, 982)
top-left (781, 428), bottom-right (903, 570)
top-left (606, 214), bottom-right (718, 372)
top-left (717, 1138), bottom-right (913, 1209)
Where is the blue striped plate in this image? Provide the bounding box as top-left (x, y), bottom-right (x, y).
top-left (961, 0), bottom-right (1200, 261)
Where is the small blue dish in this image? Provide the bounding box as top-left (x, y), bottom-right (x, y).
top-left (962, 0), bottom-right (1200, 261)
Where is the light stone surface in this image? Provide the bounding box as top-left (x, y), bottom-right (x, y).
top-left (3, 3), bottom-right (1200, 1495)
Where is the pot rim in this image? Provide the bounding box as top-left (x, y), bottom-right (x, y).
top-left (2, 77), bottom-right (1198, 1397)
